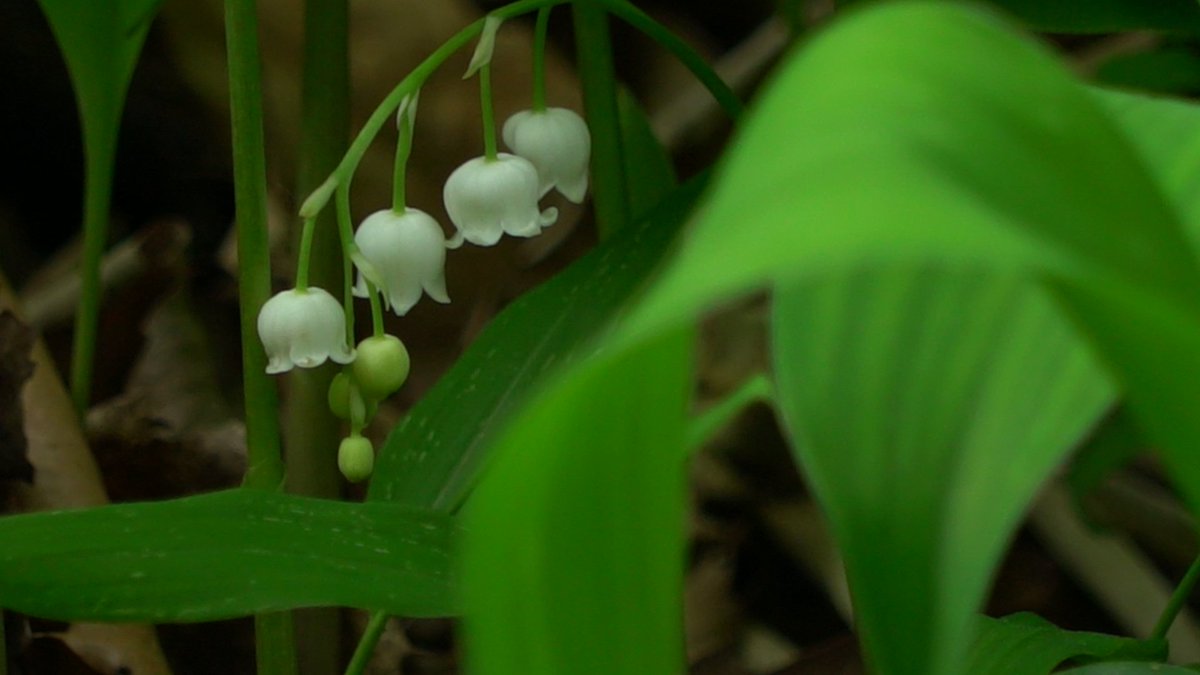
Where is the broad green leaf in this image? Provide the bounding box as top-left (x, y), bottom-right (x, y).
top-left (606, 3), bottom-right (1200, 675)
top-left (367, 130), bottom-right (689, 512)
top-left (1063, 663), bottom-right (1200, 674)
top-left (1096, 48), bottom-right (1200, 96)
top-left (36, 0), bottom-right (161, 140)
top-left (967, 613), bottom-right (1165, 675)
top-left (1092, 88), bottom-right (1200, 242)
top-left (842, 0), bottom-right (1200, 33)
top-left (629, 5), bottom-right (1200, 348)
top-left (772, 267), bottom-right (1113, 675)
top-left (0, 489), bottom-right (456, 621)
top-left (36, 0), bottom-right (165, 409)
top-left (618, 89), bottom-right (678, 219)
top-left (462, 327), bottom-right (692, 675)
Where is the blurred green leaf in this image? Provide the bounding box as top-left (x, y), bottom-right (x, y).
top-left (462, 327), bottom-right (692, 675)
top-left (841, 0), bottom-right (1200, 33)
top-left (1063, 662), bottom-right (1200, 674)
top-left (967, 613), bottom-right (1165, 675)
top-left (1096, 47), bottom-right (1200, 96)
top-left (613, 3), bottom-right (1200, 674)
top-left (368, 103), bottom-right (686, 512)
top-left (0, 489), bottom-right (456, 621)
top-left (1092, 88), bottom-right (1200, 241)
top-left (618, 89), bottom-right (678, 219)
top-left (773, 267), bottom-right (1112, 675)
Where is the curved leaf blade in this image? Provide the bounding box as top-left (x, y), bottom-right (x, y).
top-left (967, 613), bottom-right (1165, 675)
top-left (772, 267), bottom-right (1112, 675)
top-left (462, 328), bottom-right (692, 675)
top-left (367, 170), bottom-right (697, 511)
top-left (0, 489), bottom-right (457, 621)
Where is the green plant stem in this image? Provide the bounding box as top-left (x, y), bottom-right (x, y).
top-left (687, 373), bottom-right (773, 450)
top-left (1152, 552), bottom-right (1200, 641)
top-left (342, 611), bottom-right (389, 675)
top-left (532, 6), bottom-right (551, 111)
top-left (70, 132), bottom-right (118, 416)
top-left (573, 2), bottom-right (629, 237)
top-left (392, 106), bottom-right (412, 212)
top-left (335, 182), bottom-right (360, 345)
top-left (298, 0), bottom-right (739, 219)
top-left (305, 0), bottom-right (568, 206)
top-left (294, 217), bottom-right (317, 291)
top-left (480, 63), bottom-right (499, 160)
top-left (366, 280), bottom-right (385, 337)
top-left (291, 1), bottom-right (350, 673)
top-left (596, 0), bottom-right (743, 122)
top-left (225, 0), bottom-right (296, 671)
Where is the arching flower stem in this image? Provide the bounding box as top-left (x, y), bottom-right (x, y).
top-left (299, 0), bottom-right (742, 220)
top-left (365, 279), bottom-right (386, 338)
top-left (480, 63), bottom-right (499, 161)
top-left (335, 183), bottom-right (359, 343)
top-left (391, 106), bottom-right (412, 212)
top-left (294, 216), bottom-right (318, 291)
top-left (532, 6), bottom-right (551, 112)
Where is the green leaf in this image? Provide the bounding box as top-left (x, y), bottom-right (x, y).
top-left (1095, 48), bottom-right (1200, 96)
top-left (462, 328), bottom-right (692, 675)
top-left (36, 0), bottom-right (165, 410)
top-left (772, 267), bottom-right (1113, 675)
top-left (967, 613), bottom-right (1165, 675)
top-left (606, 3), bottom-right (1200, 675)
top-left (367, 133), bottom-right (690, 512)
top-left (629, 5), bottom-right (1199, 347)
top-left (1091, 88), bottom-right (1200, 242)
top-left (618, 89), bottom-right (678, 219)
top-left (1062, 663), bottom-right (1200, 674)
top-left (979, 0), bottom-right (1200, 33)
top-left (0, 489), bottom-right (457, 622)
top-left (841, 0), bottom-right (1200, 33)
top-left (36, 0), bottom-right (161, 136)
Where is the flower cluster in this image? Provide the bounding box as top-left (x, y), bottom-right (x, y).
top-left (254, 9), bottom-right (591, 484)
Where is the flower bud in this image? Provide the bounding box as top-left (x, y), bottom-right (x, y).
top-left (327, 371), bottom-right (377, 423)
top-left (352, 334), bottom-right (411, 399)
top-left (338, 435), bottom-right (374, 483)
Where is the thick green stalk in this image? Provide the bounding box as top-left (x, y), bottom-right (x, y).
top-left (572, 1), bottom-right (629, 237)
top-left (291, 1), bottom-right (350, 672)
top-left (70, 131), bottom-right (118, 415)
top-left (225, 0), bottom-right (297, 672)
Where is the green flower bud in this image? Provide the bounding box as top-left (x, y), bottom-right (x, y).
top-left (328, 371), bottom-right (377, 422)
top-left (338, 435), bottom-right (374, 483)
top-left (352, 334), bottom-right (410, 399)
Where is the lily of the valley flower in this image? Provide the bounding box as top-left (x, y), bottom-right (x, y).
top-left (257, 287), bottom-right (354, 374)
top-left (443, 153), bottom-right (558, 247)
top-left (353, 208), bottom-right (450, 315)
top-left (502, 107), bottom-right (590, 203)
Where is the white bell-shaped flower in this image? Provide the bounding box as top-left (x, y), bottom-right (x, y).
top-left (256, 287), bottom-right (354, 374)
top-left (352, 208), bottom-right (450, 315)
top-left (443, 153), bottom-right (558, 247)
top-left (502, 107), bottom-right (590, 203)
